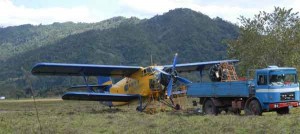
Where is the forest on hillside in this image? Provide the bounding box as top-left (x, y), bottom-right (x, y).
top-left (0, 8), bottom-right (239, 98)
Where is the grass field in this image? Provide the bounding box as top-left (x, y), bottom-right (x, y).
top-left (1, 98), bottom-right (300, 134)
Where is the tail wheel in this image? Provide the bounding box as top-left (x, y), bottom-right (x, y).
top-left (245, 99), bottom-right (262, 116)
top-left (276, 107), bottom-right (289, 115)
top-left (203, 99), bottom-right (219, 115)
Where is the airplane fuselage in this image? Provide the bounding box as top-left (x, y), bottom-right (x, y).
top-left (108, 66), bottom-right (163, 106)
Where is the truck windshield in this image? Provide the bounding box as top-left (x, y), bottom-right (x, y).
top-left (269, 74), bottom-right (296, 85)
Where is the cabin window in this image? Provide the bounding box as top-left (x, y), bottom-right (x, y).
top-left (124, 84), bottom-right (129, 91)
top-left (269, 74), bottom-right (296, 85)
top-left (146, 67), bottom-right (152, 74)
top-left (257, 75), bottom-right (267, 85)
top-left (143, 67), bottom-right (153, 76)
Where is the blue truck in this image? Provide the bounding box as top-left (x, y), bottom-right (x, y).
top-left (186, 64), bottom-right (300, 115)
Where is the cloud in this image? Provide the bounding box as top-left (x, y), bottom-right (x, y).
top-left (1, 0), bottom-right (299, 27)
top-left (118, 0), bottom-right (195, 18)
top-left (118, 0), bottom-right (257, 23)
top-left (0, 0), bottom-right (96, 27)
top-left (119, 0), bottom-right (300, 24)
top-left (119, 0), bottom-right (187, 14)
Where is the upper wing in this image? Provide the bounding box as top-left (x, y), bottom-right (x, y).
top-left (62, 92), bottom-right (140, 102)
top-left (31, 63), bottom-right (142, 77)
top-left (163, 60), bottom-right (239, 72)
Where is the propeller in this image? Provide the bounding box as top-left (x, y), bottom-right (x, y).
top-left (166, 53), bottom-right (178, 97)
top-left (154, 53), bottom-right (192, 97)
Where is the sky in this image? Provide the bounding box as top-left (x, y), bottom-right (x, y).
top-left (0, 0), bottom-right (300, 27)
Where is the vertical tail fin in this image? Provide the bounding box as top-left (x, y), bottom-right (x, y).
top-left (97, 76), bottom-right (112, 92)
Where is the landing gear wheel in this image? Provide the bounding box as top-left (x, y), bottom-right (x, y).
top-left (175, 104), bottom-right (181, 110)
top-left (276, 107), bottom-right (289, 115)
top-left (245, 99), bottom-right (262, 116)
top-left (203, 99), bottom-right (219, 115)
top-left (136, 106), bottom-right (143, 112)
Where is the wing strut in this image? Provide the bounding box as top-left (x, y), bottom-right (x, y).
top-left (82, 74), bottom-right (94, 92)
top-left (199, 69), bottom-right (203, 82)
top-left (137, 95), bottom-right (143, 112)
top-left (76, 74), bottom-right (143, 112)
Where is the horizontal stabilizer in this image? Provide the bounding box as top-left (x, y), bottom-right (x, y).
top-left (62, 92), bottom-right (140, 102)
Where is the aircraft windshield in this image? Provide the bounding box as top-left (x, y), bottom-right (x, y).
top-left (143, 67), bottom-right (154, 76)
top-left (269, 74), bottom-right (296, 86)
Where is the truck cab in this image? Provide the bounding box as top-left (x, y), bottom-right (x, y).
top-left (251, 66), bottom-right (300, 114)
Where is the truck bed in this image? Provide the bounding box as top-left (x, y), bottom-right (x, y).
top-left (186, 81), bottom-right (249, 97)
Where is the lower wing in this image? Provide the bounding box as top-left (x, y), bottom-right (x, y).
top-left (62, 92), bottom-right (140, 102)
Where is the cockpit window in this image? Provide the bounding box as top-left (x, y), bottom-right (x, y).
top-left (146, 67), bottom-right (153, 73)
top-left (269, 74), bottom-right (296, 85)
top-left (143, 67), bottom-right (154, 76)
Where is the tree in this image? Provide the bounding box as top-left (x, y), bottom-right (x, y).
top-left (227, 7), bottom-right (300, 75)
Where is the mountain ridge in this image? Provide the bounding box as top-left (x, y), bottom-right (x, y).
top-left (0, 8), bottom-right (239, 98)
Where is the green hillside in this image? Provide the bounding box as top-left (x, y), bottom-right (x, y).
top-left (0, 8), bottom-right (238, 98)
top-left (0, 17), bottom-right (131, 61)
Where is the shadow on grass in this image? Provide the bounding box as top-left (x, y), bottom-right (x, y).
top-left (89, 107), bottom-right (123, 114)
top-left (163, 108), bottom-right (204, 117)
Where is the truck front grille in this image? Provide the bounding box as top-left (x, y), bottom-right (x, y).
top-left (280, 92), bottom-right (295, 101)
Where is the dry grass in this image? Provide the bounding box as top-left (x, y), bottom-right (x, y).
top-left (0, 98), bottom-right (300, 134)
top-left (0, 98), bottom-right (61, 103)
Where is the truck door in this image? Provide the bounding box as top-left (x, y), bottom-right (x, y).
top-left (256, 74), bottom-right (269, 103)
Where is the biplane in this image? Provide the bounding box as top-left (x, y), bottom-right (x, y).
top-left (31, 54), bottom-right (238, 111)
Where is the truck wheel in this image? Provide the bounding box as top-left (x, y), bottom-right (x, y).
top-left (276, 107), bottom-right (289, 115)
top-left (203, 99), bottom-right (219, 115)
top-left (245, 99), bottom-right (262, 116)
